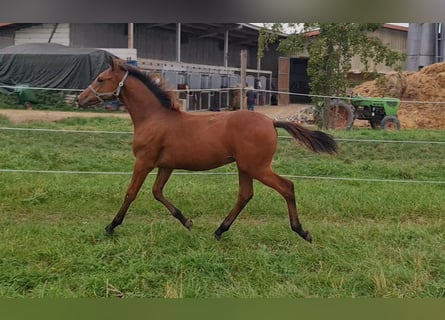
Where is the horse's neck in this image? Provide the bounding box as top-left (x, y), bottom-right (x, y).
top-left (119, 80), bottom-right (166, 128)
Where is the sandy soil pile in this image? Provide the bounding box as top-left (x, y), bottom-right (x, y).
top-left (352, 62), bottom-right (445, 128)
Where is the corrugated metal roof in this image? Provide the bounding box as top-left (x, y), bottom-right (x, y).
top-left (141, 23), bottom-right (285, 46)
top-left (0, 23), bottom-right (277, 47)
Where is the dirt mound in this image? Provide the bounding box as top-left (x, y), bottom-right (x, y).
top-left (352, 62), bottom-right (445, 129)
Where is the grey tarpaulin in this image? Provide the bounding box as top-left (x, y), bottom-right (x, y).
top-left (0, 43), bottom-right (116, 90)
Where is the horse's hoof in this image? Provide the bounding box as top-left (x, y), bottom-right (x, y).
top-left (214, 232), bottom-right (222, 241)
top-left (184, 219), bottom-right (193, 230)
top-left (305, 231), bottom-right (313, 243)
top-left (293, 224), bottom-right (312, 243)
top-left (105, 224), bottom-right (114, 235)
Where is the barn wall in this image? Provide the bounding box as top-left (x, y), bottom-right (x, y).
top-left (134, 24), bottom-right (260, 69)
top-left (350, 27), bottom-right (407, 73)
top-left (134, 26), bottom-right (177, 61)
top-left (260, 42), bottom-right (280, 78)
top-left (0, 33), bottom-right (14, 49)
top-left (70, 23), bottom-right (127, 48)
top-left (0, 27), bottom-right (14, 48)
top-left (182, 36), bottom-right (225, 66)
top-left (14, 23), bottom-right (70, 46)
top-left (374, 27), bottom-right (407, 52)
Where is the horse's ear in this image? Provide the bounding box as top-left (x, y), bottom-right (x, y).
top-left (108, 56), bottom-right (115, 70)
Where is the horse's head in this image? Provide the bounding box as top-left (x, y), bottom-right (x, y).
top-left (78, 57), bottom-right (128, 108)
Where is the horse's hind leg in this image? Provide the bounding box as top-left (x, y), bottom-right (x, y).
top-left (214, 170), bottom-right (253, 240)
top-left (255, 168), bottom-right (312, 242)
top-left (152, 167), bottom-right (193, 230)
top-left (106, 159), bottom-right (152, 235)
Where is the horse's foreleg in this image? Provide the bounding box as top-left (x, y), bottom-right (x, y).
top-left (214, 170), bottom-right (253, 240)
top-left (152, 167), bottom-right (193, 230)
top-left (105, 160), bottom-right (152, 235)
top-left (255, 168), bottom-right (312, 243)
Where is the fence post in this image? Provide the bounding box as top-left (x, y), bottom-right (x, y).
top-left (240, 50), bottom-right (247, 110)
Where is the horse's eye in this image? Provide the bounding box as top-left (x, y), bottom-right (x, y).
top-left (97, 78), bottom-right (104, 84)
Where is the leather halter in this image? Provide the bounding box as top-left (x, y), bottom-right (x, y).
top-left (87, 70), bottom-right (129, 104)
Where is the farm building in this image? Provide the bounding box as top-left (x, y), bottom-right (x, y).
top-left (280, 24), bottom-right (409, 103)
top-left (406, 23), bottom-right (445, 71)
top-left (0, 23), bottom-right (285, 110)
top-left (0, 23), bottom-right (420, 109)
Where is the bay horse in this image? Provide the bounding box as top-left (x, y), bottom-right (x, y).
top-left (78, 58), bottom-right (338, 242)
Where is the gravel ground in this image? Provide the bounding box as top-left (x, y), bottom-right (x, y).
top-left (0, 104), bottom-right (311, 124)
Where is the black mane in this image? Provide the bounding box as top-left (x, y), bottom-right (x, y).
top-left (120, 63), bottom-right (174, 109)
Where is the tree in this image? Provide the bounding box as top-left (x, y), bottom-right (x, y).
top-left (258, 23), bottom-right (406, 127)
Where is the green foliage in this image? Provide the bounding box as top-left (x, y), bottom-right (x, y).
top-left (258, 24), bottom-right (284, 60)
top-left (0, 89), bottom-right (20, 107)
top-left (0, 116), bottom-right (444, 297)
top-left (0, 89), bottom-right (79, 111)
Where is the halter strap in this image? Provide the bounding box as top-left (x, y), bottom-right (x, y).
top-left (88, 70), bottom-right (129, 104)
top-left (114, 70), bottom-right (129, 97)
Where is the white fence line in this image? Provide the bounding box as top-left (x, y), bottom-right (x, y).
top-left (0, 127), bottom-right (133, 134)
top-left (0, 96), bottom-right (444, 184)
top-left (1, 168), bottom-right (444, 185)
top-left (1, 126), bottom-right (445, 145)
top-left (2, 84), bottom-right (445, 106)
top-left (0, 85), bottom-right (82, 92)
top-left (281, 136), bottom-right (445, 145)
top-left (334, 138), bottom-right (445, 144)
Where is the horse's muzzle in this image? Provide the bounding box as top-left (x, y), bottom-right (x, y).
top-left (77, 91), bottom-right (98, 108)
top-left (77, 95), bottom-right (90, 108)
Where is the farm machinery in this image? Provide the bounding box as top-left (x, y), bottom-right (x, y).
top-left (321, 96), bottom-right (401, 130)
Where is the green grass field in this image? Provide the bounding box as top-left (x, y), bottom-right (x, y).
top-left (0, 114), bottom-right (444, 297)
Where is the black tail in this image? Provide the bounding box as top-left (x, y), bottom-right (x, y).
top-left (274, 121), bottom-right (338, 154)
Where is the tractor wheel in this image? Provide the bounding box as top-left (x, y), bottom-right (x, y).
top-left (323, 99), bottom-right (354, 130)
top-left (381, 116), bottom-right (401, 131)
top-left (369, 120), bottom-right (381, 129)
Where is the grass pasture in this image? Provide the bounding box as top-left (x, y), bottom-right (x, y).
top-left (0, 114), bottom-right (444, 297)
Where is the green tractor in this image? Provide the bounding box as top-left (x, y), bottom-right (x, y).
top-left (322, 96), bottom-right (401, 130)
